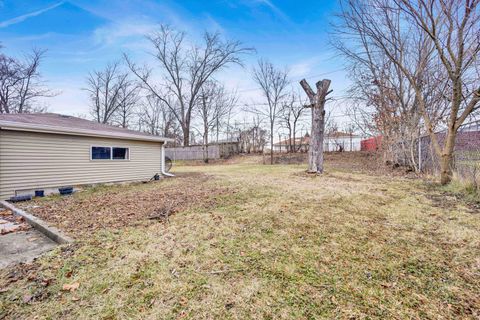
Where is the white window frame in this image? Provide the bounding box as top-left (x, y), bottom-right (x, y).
top-left (90, 146), bottom-right (130, 161)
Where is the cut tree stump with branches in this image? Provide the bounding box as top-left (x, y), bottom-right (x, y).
top-left (300, 79), bottom-right (332, 173)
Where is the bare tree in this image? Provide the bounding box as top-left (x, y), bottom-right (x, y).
top-left (344, 122), bottom-right (357, 152)
top-left (113, 80), bottom-right (140, 128)
top-left (85, 62), bottom-right (137, 125)
top-left (336, 0), bottom-right (480, 184)
top-left (279, 91), bottom-right (306, 152)
top-left (232, 116), bottom-right (267, 153)
top-left (0, 48), bottom-right (53, 114)
top-left (139, 94), bottom-right (180, 141)
top-left (197, 81), bottom-right (237, 162)
top-left (325, 119), bottom-right (339, 152)
top-left (251, 59), bottom-right (289, 164)
top-left (125, 25), bottom-right (252, 146)
top-left (333, 7), bottom-right (447, 169)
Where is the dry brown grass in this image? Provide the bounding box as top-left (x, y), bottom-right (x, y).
top-left (1, 159), bottom-right (479, 319)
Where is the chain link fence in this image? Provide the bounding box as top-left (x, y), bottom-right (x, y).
top-left (395, 121), bottom-right (480, 187)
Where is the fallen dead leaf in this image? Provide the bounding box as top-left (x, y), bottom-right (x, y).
top-left (179, 296), bottom-right (188, 306)
top-left (62, 282), bottom-right (80, 292)
top-left (22, 294), bottom-right (32, 303)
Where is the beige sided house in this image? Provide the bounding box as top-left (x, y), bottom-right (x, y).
top-left (0, 113), bottom-right (173, 200)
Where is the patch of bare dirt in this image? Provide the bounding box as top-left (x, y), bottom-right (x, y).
top-left (268, 151), bottom-right (419, 177)
top-left (17, 173), bottom-right (233, 238)
top-left (324, 152), bottom-right (419, 176)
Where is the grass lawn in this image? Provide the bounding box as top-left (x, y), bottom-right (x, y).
top-left (1, 154), bottom-right (479, 319)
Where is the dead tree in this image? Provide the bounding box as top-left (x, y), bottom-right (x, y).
top-left (300, 79), bottom-right (332, 173)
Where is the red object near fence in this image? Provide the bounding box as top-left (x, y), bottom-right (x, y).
top-left (361, 136), bottom-right (382, 151)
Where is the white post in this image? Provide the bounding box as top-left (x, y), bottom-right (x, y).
top-left (161, 143), bottom-right (165, 173)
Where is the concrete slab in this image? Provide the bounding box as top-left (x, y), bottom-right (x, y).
top-left (0, 230), bottom-right (57, 268)
top-left (1, 201), bottom-right (73, 244)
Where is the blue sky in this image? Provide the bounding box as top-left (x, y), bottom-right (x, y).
top-left (0, 0), bottom-right (350, 121)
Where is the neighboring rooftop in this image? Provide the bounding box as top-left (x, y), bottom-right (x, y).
top-left (0, 113), bottom-right (172, 143)
top-left (327, 131), bottom-right (361, 138)
top-left (274, 136), bottom-right (310, 146)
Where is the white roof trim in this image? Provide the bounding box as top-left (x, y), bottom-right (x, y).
top-left (0, 120), bottom-right (173, 143)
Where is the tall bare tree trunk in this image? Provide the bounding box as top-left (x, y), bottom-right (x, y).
top-left (300, 79), bottom-right (332, 173)
top-left (309, 104), bottom-right (325, 172)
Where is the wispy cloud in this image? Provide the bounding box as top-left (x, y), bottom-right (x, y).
top-left (204, 14), bottom-right (226, 35)
top-left (256, 0), bottom-right (291, 23)
top-left (93, 17), bottom-right (158, 46)
top-left (0, 1), bottom-right (65, 28)
top-left (288, 55), bottom-right (333, 78)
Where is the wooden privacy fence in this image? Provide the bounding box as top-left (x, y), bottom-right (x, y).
top-left (165, 143), bottom-right (239, 161)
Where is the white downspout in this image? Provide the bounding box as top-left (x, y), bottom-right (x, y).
top-left (161, 143), bottom-right (175, 177)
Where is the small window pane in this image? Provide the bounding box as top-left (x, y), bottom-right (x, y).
top-left (92, 147), bottom-right (111, 160)
top-left (112, 147), bottom-right (129, 160)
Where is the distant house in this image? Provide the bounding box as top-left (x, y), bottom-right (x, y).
top-left (272, 135), bottom-right (310, 153)
top-left (0, 113), bottom-right (172, 200)
top-left (324, 131), bottom-right (362, 152)
top-left (272, 132), bottom-right (361, 152)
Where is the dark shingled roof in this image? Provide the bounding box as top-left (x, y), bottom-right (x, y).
top-left (0, 113), bottom-right (170, 142)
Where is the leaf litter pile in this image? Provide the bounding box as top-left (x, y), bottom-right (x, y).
top-left (17, 172), bottom-right (232, 238)
top-left (0, 208), bottom-right (30, 235)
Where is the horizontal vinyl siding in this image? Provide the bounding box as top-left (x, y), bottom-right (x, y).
top-left (0, 130), bottom-right (162, 199)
